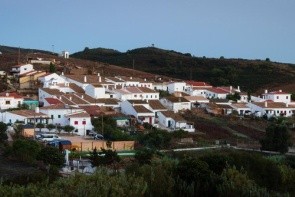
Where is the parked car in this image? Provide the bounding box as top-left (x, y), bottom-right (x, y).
top-left (94, 134), bottom-right (104, 140)
top-left (38, 134), bottom-right (61, 142)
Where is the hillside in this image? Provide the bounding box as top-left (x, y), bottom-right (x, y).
top-left (72, 47), bottom-right (295, 93)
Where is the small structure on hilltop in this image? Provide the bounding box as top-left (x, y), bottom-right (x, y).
top-left (60, 51), bottom-right (70, 59)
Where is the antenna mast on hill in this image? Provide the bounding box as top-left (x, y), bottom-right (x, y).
top-left (18, 47), bottom-right (20, 64)
top-left (132, 59), bottom-right (135, 76)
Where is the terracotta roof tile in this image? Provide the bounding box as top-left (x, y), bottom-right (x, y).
top-left (148, 100), bottom-right (167, 110)
top-left (133, 105), bottom-right (153, 113)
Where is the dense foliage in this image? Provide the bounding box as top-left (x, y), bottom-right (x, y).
top-left (2, 149), bottom-right (295, 196)
top-left (260, 124), bottom-right (293, 154)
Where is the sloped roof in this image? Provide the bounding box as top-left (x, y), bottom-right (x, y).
top-left (0, 92), bottom-right (23, 99)
top-left (252, 101), bottom-right (295, 109)
top-left (9, 110), bottom-right (49, 118)
top-left (133, 105), bottom-right (153, 113)
top-left (207, 87), bottom-right (229, 94)
top-left (41, 103), bottom-right (79, 110)
top-left (40, 88), bottom-right (63, 96)
top-left (148, 100), bottom-right (167, 110)
top-left (44, 98), bottom-right (63, 105)
top-left (186, 81), bottom-right (212, 87)
top-left (165, 96), bottom-right (190, 103)
top-left (64, 75), bottom-right (105, 84)
top-left (160, 111), bottom-right (186, 122)
top-left (66, 112), bottom-right (90, 118)
top-left (69, 83), bottom-right (85, 93)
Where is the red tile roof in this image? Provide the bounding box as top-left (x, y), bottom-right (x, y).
top-left (186, 81), bottom-right (212, 87)
top-left (207, 87), bottom-right (229, 94)
top-left (0, 92), bottom-right (23, 99)
top-left (44, 98), bottom-right (63, 105)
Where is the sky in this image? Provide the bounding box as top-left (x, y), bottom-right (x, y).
top-left (1, 0), bottom-right (295, 64)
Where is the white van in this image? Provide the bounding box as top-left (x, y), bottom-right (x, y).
top-left (39, 134), bottom-right (61, 142)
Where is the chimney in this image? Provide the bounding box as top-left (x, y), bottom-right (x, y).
top-left (69, 96), bottom-right (72, 101)
top-left (279, 90), bottom-right (282, 92)
top-left (84, 76), bottom-right (87, 83)
top-left (61, 72), bottom-right (64, 75)
top-left (81, 95), bottom-right (84, 99)
top-left (35, 107), bottom-right (40, 113)
top-left (144, 78), bottom-right (146, 81)
top-left (265, 89), bottom-right (268, 94)
top-left (97, 73), bottom-right (100, 76)
top-left (265, 101), bottom-right (268, 108)
top-left (99, 76), bottom-right (102, 83)
top-left (230, 86), bottom-right (232, 93)
top-left (130, 76), bottom-right (132, 79)
top-left (237, 86), bottom-right (240, 91)
top-left (286, 103), bottom-right (289, 107)
top-left (5, 93), bottom-right (9, 97)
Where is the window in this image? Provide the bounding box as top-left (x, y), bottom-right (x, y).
top-left (286, 96), bottom-right (289, 99)
top-left (74, 121), bottom-right (78, 125)
top-left (277, 96), bottom-right (279, 99)
top-left (82, 120), bottom-right (86, 125)
top-left (51, 115), bottom-right (54, 119)
top-left (58, 115), bottom-right (61, 118)
top-left (5, 101), bottom-right (10, 105)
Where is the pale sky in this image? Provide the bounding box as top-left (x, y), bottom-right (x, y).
top-left (1, 0), bottom-right (295, 63)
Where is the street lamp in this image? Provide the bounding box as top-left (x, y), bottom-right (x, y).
top-left (83, 119), bottom-right (86, 137)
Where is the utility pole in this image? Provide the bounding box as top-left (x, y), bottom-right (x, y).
top-left (101, 114), bottom-right (104, 136)
top-left (132, 59), bottom-right (135, 76)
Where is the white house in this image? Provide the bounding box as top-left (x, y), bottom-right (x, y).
top-left (160, 96), bottom-right (191, 113)
top-left (0, 92), bottom-right (24, 110)
top-left (112, 87), bottom-right (159, 101)
top-left (38, 73), bottom-right (67, 88)
top-left (65, 112), bottom-right (93, 136)
top-left (262, 90), bottom-right (291, 103)
top-left (85, 84), bottom-right (106, 99)
top-left (231, 103), bottom-right (251, 116)
top-left (120, 100), bottom-right (155, 125)
top-left (184, 96), bottom-right (209, 108)
top-left (39, 104), bottom-right (93, 135)
top-left (205, 88), bottom-right (229, 99)
top-left (185, 81), bottom-right (212, 96)
top-left (158, 111), bottom-right (195, 132)
top-left (10, 64), bottom-right (34, 77)
top-left (167, 82), bottom-right (186, 94)
top-left (247, 101), bottom-right (295, 118)
top-left (2, 108), bottom-right (49, 125)
top-left (61, 75), bottom-right (103, 90)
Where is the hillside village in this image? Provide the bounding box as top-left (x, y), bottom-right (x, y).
top-left (2, 51), bottom-right (295, 196)
top-left (1, 58), bottom-right (295, 140)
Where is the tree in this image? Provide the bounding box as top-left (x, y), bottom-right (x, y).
top-left (265, 58), bottom-right (270, 62)
top-left (291, 93), bottom-right (295, 101)
top-left (46, 124), bottom-right (55, 132)
top-left (36, 123), bottom-right (45, 132)
top-left (36, 146), bottom-right (65, 167)
top-left (49, 62), bottom-right (56, 73)
top-left (260, 124), bottom-right (293, 154)
top-left (135, 148), bottom-right (156, 165)
top-left (226, 92), bottom-right (241, 102)
top-left (218, 166), bottom-right (268, 196)
top-left (0, 122), bottom-right (8, 143)
top-left (12, 139), bottom-right (41, 163)
top-left (63, 125), bottom-right (75, 135)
